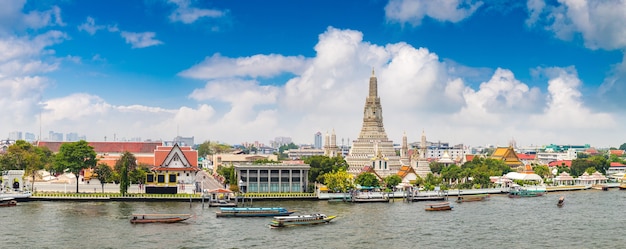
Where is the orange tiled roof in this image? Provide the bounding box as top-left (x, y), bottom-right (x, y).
top-left (397, 165), bottom-right (416, 178)
top-left (610, 150), bottom-right (625, 156)
top-left (610, 162), bottom-right (626, 167)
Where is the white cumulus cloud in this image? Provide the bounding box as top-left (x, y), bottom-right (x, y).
top-left (168, 0), bottom-right (225, 24)
top-left (120, 31), bottom-right (163, 49)
top-left (526, 0), bottom-right (626, 50)
top-left (179, 53), bottom-right (309, 80)
top-left (385, 0), bottom-right (484, 26)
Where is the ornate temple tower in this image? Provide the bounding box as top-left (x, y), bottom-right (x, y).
top-left (346, 69), bottom-right (401, 177)
top-left (323, 129), bottom-right (339, 157)
top-left (413, 129), bottom-right (432, 178)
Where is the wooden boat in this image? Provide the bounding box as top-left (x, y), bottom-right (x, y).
top-left (508, 189), bottom-right (545, 198)
top-left (208, 199), bottom-right (237, 207)
top-left (592, 184), bottom-right (609, 191)
top-left (425, 202), bottom-right (453, 211)
top-left (130, 214), bottom-right (191, 224)
top-left (216, 207), bottom-right (294, 217)
top-left (455, 194), bottom-right (490, 203)
top-left (0, 198), bottom-right (17, 207)
top-left (269, 213), bottom-right (336, 228)
top-left (557, 196), bottom-right (565, 207)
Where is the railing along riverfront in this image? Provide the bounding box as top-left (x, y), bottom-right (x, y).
top-left (31, 192), bottom-right (202, 199)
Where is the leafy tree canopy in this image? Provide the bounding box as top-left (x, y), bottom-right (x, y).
top-left (354, 172), bottom-right (380, 187)
top-left (304, 155), bottom-right (348, 183)
top-left (322, 170), bottom-right (354, 193)
top-left (384, 175), bottom-right (402, 189)
top-left (54, 140), bottom-right (97, 193)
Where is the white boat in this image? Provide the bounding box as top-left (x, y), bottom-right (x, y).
top-left (0, 191), bottom-right (32, 200)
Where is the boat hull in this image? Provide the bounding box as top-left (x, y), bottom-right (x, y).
top-left (0, 199), bottom-right (17, 207)
top-left (216, 207), bottom-right (294, 217)
top-left (455, 195), bottom-right (489, 203)
top-left (130, 217), bottom-right (189, 224)
top-left (269, 214), bottom-right (336, 228)
top-left (425, 202), bottom-right (453, 211)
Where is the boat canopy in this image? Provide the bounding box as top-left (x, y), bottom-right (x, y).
top-left (505, 172), bottom-right (543, 182)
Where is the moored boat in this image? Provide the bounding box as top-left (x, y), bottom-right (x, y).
top-left (508, 187), bottom-right (546, 198)
top-left (269, 213), bottom-right (336, 228)
top-left (425, 202), bottom-right (453, 211)
top-left (130, 214), bottom-right (191, 224)
top-left (455, 194), bottom-right (490, 203)
top-left (216, 207), bottom-right (294, 217)
top-left (208, 199), bottom-right (237, 207)
top-left (557, 196), bottom-right (565, 207)
top-left (0, 198), bottom-right (18, 207)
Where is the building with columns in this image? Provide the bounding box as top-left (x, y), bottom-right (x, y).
top-left (234, 162), bottom-right (310, 193)
top-left (345, 69), bottom-right (402, 178)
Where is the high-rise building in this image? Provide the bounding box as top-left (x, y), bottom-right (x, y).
top-left (8, 131), bottom-right (22, 140)
top-left (345, 69), bottom-right (402, 177)
top-left (48, 131), bottom-right (63, 142)
top-left (24, 132), bottom-right (36, 142)
top-left (314, 132), bottom-right (322, 149)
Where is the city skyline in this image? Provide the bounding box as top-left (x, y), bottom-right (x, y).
top-left (2, 0), bottom-right (626, 148)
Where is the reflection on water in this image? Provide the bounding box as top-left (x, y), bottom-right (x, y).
top-left (2, 190), bottom-right (626, 248)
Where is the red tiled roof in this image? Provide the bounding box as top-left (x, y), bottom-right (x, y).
top-left (610, 162), bottom-right (626, 167)
top-left (38, 141), bottom-right (162, 153)
top-left (517, 154), bottom-right (536, 160)
top-left (610, 150), bottom-right (625, 156)
top-left (548, 160), bottom-right (572, 167)
top-left (151, 166), bottom-right (200, 171)
top-left (465, 155), bottom-right (475, 162)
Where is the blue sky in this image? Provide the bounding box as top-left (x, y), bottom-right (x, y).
top-left (2, 0), bottom-right (626, 148)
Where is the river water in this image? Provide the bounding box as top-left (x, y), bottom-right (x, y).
top-left (2, 190), bottom-right (625, 249)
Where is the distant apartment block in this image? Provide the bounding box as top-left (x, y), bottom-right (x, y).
top-left (172, 136), bottom-right (194, 146)
top-left (271, 137), bottom-right (292, 148)
top-left (411, 141), bottom-right (470, 160)
top-left (65, 132), bottom-right (86, 142)
top-left (286, 148), bottom-right (324, 160)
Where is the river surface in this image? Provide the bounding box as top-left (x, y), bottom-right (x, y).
top-left (2, 190), bottom-right (625, 249)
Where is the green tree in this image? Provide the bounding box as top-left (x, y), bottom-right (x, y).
top-left (3, 141), bottom-right (53, 191)
top-left (585, 167), bottom-right (597, 175)
top-left (54, 140), bottom-right (97, 193)
top-left (570, 158), bottom-right (592, 177)
top-left (120, 160), bottom-right (129, 195)
top-left (94, 163), bottom-right (113, 193)
top-left (278, 143), bottom-right (299, 160)
top-left (384, 175), bottom-right (402, 190)
top-left (322, 170), bottom-right (354, 193)
top-left (354, 172), bottom-right (380, 187)
top-left (619, 143), bottom-right (626, 151)
top-left (533, 165), bottom-right (550, 179)
top-left (304, 155), bottom-right (348, 184)
top-left (197, 141), bottom-right (233, 158)
top-left (217, 164), bottom-right (235, 185)
top-left (116, 151), bottom-right (136, 194)
top-left (429, 162), bottom-right (444, 175)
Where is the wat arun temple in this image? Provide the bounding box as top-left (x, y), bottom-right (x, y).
top-left (338, 69), bottom-right (431, 178)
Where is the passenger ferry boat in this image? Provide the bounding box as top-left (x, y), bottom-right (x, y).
top-left (269, 213), bottom-right (336, 228)
top-left (216, 207), bottom-right (294, 217)
top-left (508, 189), bottom-right (545, 198)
